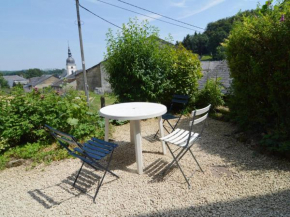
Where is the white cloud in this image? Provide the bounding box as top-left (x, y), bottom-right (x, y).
top-left (170, 0), bottom-right (187, 8)
top-left (179, 0), bottom-right (226, 19)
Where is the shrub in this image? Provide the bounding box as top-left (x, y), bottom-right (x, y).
top-left (195, 78), bottom-right (224, 110)
top-left (104, 18), bottom-right (202, 105)
top-left (225, 0), bottom-right (290, 151)
top-left (0, 86), bottom-right (104, 151)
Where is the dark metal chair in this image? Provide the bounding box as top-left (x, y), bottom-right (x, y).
top-left (160, 104), bottom-right (211, 188)
top-left (45, 124), bottom-right (119, 202)
top-left (154, 94), bottom-right (190, 138)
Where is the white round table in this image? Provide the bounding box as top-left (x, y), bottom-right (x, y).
top-left (99, 102), bottom-right (167, 174)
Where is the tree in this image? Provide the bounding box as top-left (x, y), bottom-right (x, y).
top-left (181, 32), bottom-right (208, 57)
top-left (0, 73), bottom-right (9, 89)
top-left (180, 10), bottom-right (257, 59)
top-left (25, 68), bottom-right (43, 79)
top-left (104, 18), bottom-right (202, 105)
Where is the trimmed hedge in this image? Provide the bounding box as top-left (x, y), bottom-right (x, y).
top-left (225, 0), bottom-right (290, 152)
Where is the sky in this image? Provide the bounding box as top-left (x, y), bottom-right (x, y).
top-left (0, 0), bottom-right (261, 71)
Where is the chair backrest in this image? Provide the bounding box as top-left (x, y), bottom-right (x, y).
top-left (186, 104), bottom-right (211, 147)
top-left (168, 94), bottom-right (190, 113)
top-left (191, 104), bottom-right (211, 125)
top-left (45, 124), bottom-right (80, 154)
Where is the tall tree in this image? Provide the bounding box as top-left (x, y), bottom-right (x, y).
top-left (181, 32), bottom-right (208, 57)
top-left (24, 68), bottom-right (43, 79)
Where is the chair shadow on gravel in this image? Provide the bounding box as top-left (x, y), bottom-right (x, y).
top-left (177, 117), bottom-right (290, 172)
top-left (143, 134), bottom-right (159, 143)
top-left (28, 165), bottom-right (118, 209)
top-left (144, 158), bottom-right (179, 184)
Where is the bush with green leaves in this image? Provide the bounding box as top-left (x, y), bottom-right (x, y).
top-left (225, 0), bottom-right (290, 152)
top-left (0, 73), bottom-right (9, 89)
top-left (0, 86), bottom-right (104, 151)
top-left (195, 78), bottom-right (224, 110)
top-left (104, 18), bottom-right (202, 105)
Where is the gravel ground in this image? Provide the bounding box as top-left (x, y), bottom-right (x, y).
top-left (1, 118), bottom-right (290, 217)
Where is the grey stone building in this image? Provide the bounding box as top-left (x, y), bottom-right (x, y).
top-left (76, 61), bottom-right (111, 94)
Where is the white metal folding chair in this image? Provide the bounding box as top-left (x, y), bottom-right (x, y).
top-left (160, 104), bottom-right (211, 188)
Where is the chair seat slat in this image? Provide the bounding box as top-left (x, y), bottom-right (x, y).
top-left (179, 133), bottom-right (199, 147)
top-left (87, 140), bottom-right (113, 151)
top-left (70, 151), bottom-right (94, 164)
top-left (91, 138), bottom-right (118, 148)
top-left (160, 128), bottom-right (184, 140)
top-left (166, 131), bottom-right (192, 144)
top-left (82, 146), bottom-right (107, 158)
top-left (84, 142), bottom-right (110, 154)
top-left (164, 130), bottom-right (188, 143)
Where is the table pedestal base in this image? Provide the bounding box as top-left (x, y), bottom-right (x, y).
top-left (104, 117), bottom-right (166, 175)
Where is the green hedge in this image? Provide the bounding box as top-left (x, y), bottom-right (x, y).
top-left (0, 86), bottom-right (104, 151)
top-left (225, 0), bottom-right (290, 152)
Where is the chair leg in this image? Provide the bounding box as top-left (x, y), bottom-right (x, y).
top-left (93, 151), bottom-right (114, 202)
top-left (94, 161), bottom-right (119, 178)
top-left (189, 149), bottom-right (204, 173)
top-left (162, 144), bottom-right (186, 175)
top-left (172, 146), bottom-right (204, 173)
top-left (154, 119), bottom-right (166, 138)
top-left (163, 143), bottom-right (191, 188)
top-left (166, 120), bottom-right (175, 132)
top-left (73, 161), bottom-right (85, 187)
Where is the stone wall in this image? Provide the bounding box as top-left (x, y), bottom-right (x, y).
top-left (76, 64), bottom-right (102, 92)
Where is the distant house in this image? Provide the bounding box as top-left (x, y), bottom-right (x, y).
top-left (25, 75), bottom-right (60, 90)
top-left (198, 61), bottom-right (231, 93)
top-left (3, 75), bottom-right (28, 88)
top-left (51, 73), bottom-right (77, 92)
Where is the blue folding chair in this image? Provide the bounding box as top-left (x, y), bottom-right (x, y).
top-left (45, 124), bottom-right (119, 202)
top-left (154, 94), bottom-right (190, 138)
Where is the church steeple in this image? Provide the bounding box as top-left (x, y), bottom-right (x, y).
top-left (68, 46), bottom-right (72, 58)
top-left (66, 44), bottom-right (77, 77)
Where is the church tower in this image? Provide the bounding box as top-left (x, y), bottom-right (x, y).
top-left (66, 46), bottom-right (77, 77)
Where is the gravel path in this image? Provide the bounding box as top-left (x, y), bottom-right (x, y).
top-left (1, 118), bottom-right (290, 217)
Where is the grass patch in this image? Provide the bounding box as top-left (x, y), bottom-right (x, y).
top-left (209, 106), bottom-right (231, 122)
top-left (0, 142), bottom-right (71, 170)
top-left (89, 92), bottom-right (117, 112)
top-left (200, 55), bottom-right (213, 61)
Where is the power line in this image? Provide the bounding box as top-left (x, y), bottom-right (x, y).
top-left (94, 0), bottom-right (201, 32)
top-left (78, 3), bottom-right (122, 29)
top-left (116, 0), bottom-right (205, 30)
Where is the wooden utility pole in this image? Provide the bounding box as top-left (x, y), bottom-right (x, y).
top-left (75, 0), bottom-right (90, 105)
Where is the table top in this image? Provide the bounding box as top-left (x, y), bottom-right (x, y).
top-left (99, 102), bottom-right (167, 120)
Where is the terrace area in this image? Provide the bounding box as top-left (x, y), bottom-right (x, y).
top-left (1, 117), bottom-right (290, 216)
